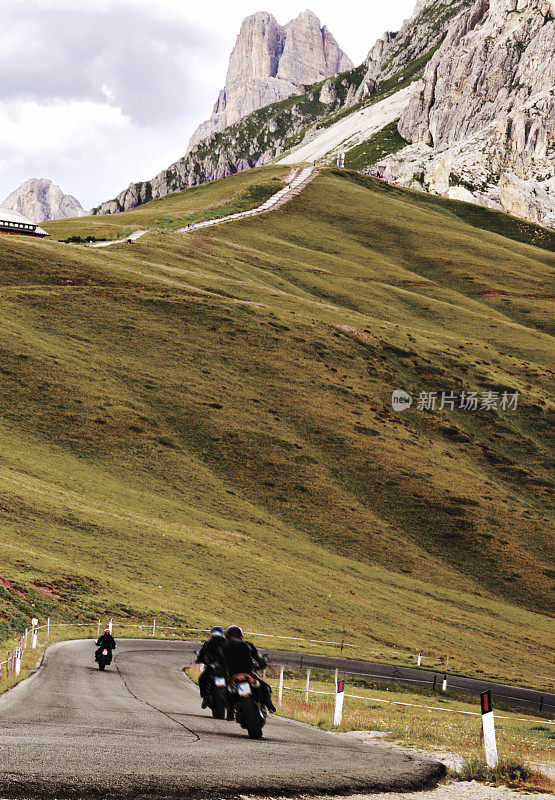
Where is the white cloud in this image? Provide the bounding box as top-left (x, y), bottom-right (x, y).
top-left (0, 100), bottom-right (129, 153)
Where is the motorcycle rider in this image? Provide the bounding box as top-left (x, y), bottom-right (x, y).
top-left (222, 625), bottom-right (276, 712)
top-left (196, 625), bottom-right (226, 708)
top-left (95, 628), bottom-right (116, 664)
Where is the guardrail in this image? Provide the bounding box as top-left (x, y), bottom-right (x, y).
top-left (264, 668), bottom-right (555, 726)
top-left (267, 651), bottom-right (555, 717)
top-left (2, 616), bottom-right (554, 718)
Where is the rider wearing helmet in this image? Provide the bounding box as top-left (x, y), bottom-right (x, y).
top-left (95, 628), bottom-right (116, 664)
top-left (196, 625), bottom-right (226, 708)
top-left (222, 625), bottom-right (276, 712)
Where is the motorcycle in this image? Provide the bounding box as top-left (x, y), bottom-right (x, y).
top-left (228, 673), bottom-right (267, 739)
top-left (205, 666), bottom-right (230, 720)
top-left (194, 650), bottom-right (230, 720)
top-left (95, 647), bottom-right (112, 671)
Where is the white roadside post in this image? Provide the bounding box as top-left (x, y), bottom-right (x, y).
top-left (304, 668), bottom-right (311, 706)
top-left (31, 618), bottom-right (38, 649)
top-left (152, 619), bottom-right (156, 637)
top-left (108, 618), bottom-right (113, 634)
top-left (481, 690), bottom-right (499, 768)
top-left (24, 628), bottom-right (28, 649)
top-left (97, 619), bottom-right (101, 636)
top-left (334, 667), bottom-right (338, 690)
top-left (47, 618), bottom-right (50, 638)
top-left (15, 647), bottom-right (21, 676)
top-left (334, 679), bottom-right (345, 726)
top-left (278, 666), bottom-right (284, 707)
top-left (417, 652), bottom-right (422, 666)
top-left (442, 674), bottom-right (448, 692)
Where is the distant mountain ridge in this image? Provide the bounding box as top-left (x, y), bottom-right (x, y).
top-left (3, 178), bottom-right (86, 223)
top-left (93, 8), bottom-right (354, 215)
top-left (93, 0), bottom-right (554, 227)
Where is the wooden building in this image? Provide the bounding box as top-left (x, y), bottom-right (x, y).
top-left (0, 207), bottom-right (49, 237)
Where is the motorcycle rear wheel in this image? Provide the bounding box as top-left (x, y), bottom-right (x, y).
top-left (241, 699), bottom-right (265, 739)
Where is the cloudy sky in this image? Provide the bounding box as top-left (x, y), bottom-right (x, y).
top-left (1, 0), bottom-right (416, 209)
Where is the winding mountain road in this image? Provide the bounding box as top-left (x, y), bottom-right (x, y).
top-left (265, 649), bottom-right (555, 716)
top-left (0, 639), bottom-right (444, 800)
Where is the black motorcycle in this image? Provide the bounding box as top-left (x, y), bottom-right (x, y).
top-left (95, 647), bottom-right (112, 671)
top-left (205, 665), bottom-right (229, 720)
top-left (228, 673), bottom-right (267, 739)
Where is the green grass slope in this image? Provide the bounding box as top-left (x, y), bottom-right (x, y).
top-left (1, 169), bottom-right (553, 688)
top-left (48, 166), bottom-right (289, 241)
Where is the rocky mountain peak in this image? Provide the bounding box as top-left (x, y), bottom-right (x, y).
top-left (187, 9), bottom-right (352, 151)
top-left (2, 178), bottom-right (86, 223)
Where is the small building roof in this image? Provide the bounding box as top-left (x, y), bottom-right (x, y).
top-left (0, 206), bottom-right (37, 227)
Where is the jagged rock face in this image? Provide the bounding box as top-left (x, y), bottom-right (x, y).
top-left (382, 0), bottom-right (555, 227)
top-left (399, 0), bottom-right (555, 147)
top-left (187, 10), bottom-right (352, 150)
top-left (353, 0), bottom-right (476, 103)
top-left (2, 178), bottom-right (86, 222)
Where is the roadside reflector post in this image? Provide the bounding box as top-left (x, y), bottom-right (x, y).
top-left (108, 618), bottom-right (113, 634)
top-left (334, 679), bottom-right (345, 726)
top-left (334, 667), bottom-right (338, 690)
top-left (47, 618), bottom-right (50, 638)
top-left (481, 690), bottom-right (498, 768)
top-left (278, 666), bottom-right (284, 707)
top-left (305, 668), bottom-right (311, 706)
top-left (15, 647), bottom-right (21, 676)
top-left (442, 674), bottom-right (447, 692)
top-left (417, 652), bottom-right (422, 666)
top-left (24, 628), bottom-right (28, 649)
top-left (97, 619), bottom-right (101, 636)
top-left (31, 618), bottom-right (38, 649)
top-left (152, 619), bottom-right (156, 637)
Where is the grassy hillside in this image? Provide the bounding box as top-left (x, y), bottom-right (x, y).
top-left (48, 166), bottom-right (289, 241)
top-left (1, 169), bottom-right (553, 689)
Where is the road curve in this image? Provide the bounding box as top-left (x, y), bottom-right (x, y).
top-left (0, 639), bottom-right (444, 800)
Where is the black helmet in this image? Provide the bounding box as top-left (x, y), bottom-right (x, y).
top-left (225, 625), bottom-right (244, 641)
top-left (210, 625), bottom-right (225, 638)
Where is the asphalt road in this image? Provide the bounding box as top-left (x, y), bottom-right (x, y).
top-left (264, 649), bottom-right (555, 715)
top-left (0, 639), bottom-right (444, 800)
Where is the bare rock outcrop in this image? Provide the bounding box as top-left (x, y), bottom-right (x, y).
top-left (353, 0), bottom-right (476, 104)
top-left (3, 178), bottom-right (86, 223)
top-left (187, 10), bottom-right (352, 150)
top-left (380, 0), bottom-right (555, 227)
